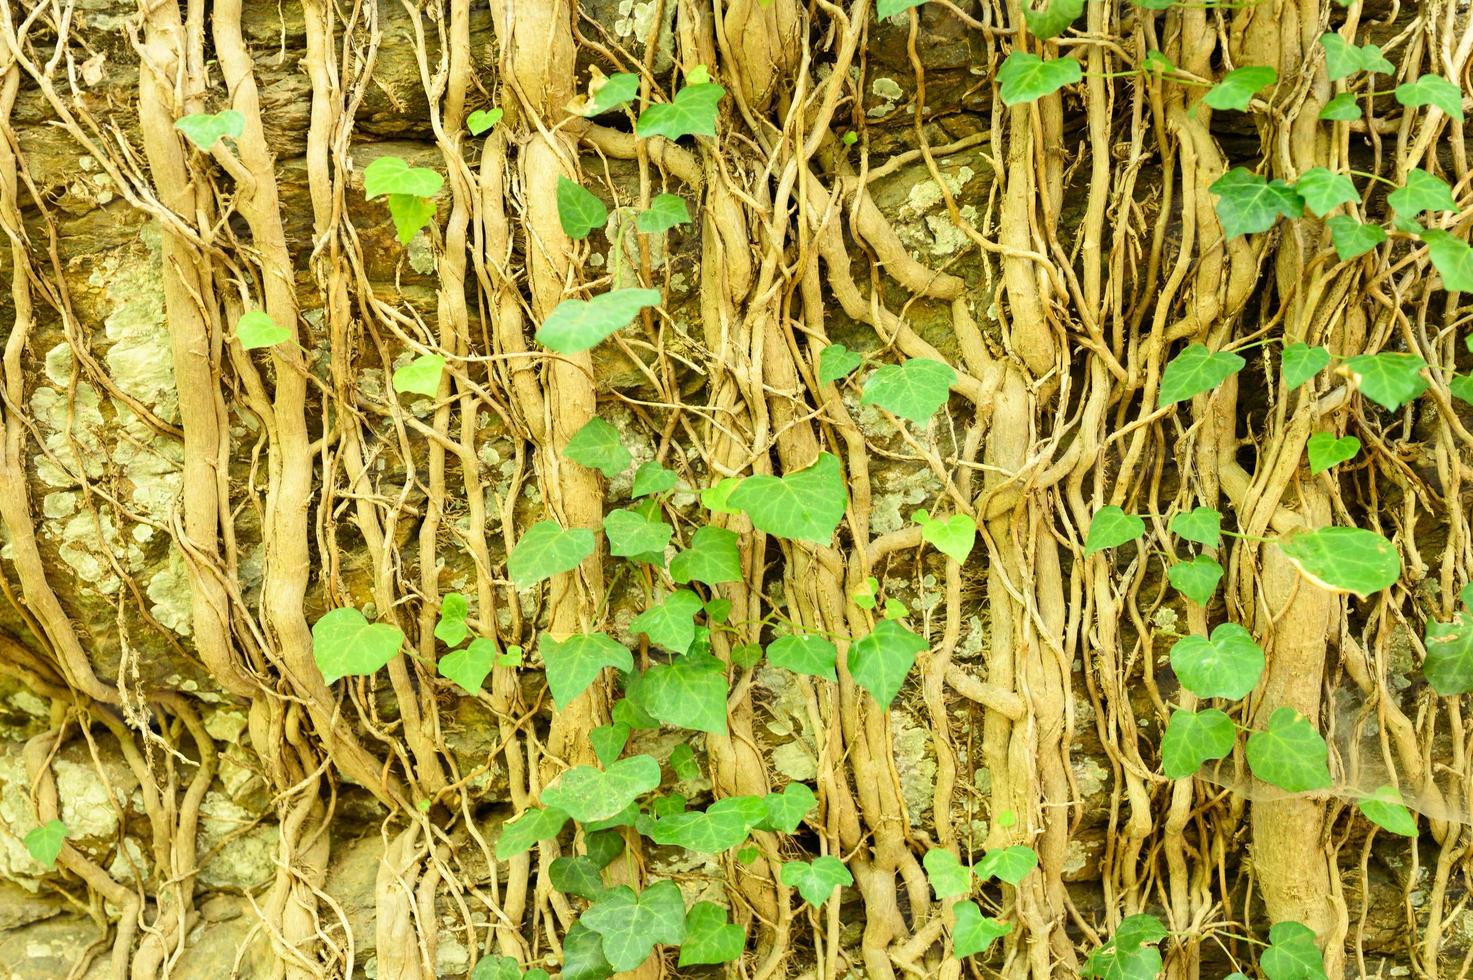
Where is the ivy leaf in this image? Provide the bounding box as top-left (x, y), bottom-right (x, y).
top-left (1159, 343), bottom-right (1246, 405)
top-left (495, 806), bottom-right (570, 860)
top-left (363, 156), bottom-right (444, 199)
top-left (550, 855), bottom-right (606, 901)
top-left (629, 460), bottom-right (678, 498)
top-left (1141, 50), bottom-right (1175, 74)
top-left (1421, 229), bottom-right (1473, 292)
top-left (636, 193), bottom-right (691, 234)
top-left (976, 845), bottom-right (1038, 885)
top-left (1203, 65), bottom-right (1277, 111)
top-left (1082, 914), bottom-right (1167, 979)
top-left (585, 829), bottom-right (625, 869)
top-left (1342, 352), bottom-right (1428, 410)
top-left (1022, 0), bottom-right (1083, 40)
top-left (848, 619), bottom-right (928, 709)
top-left (1423, 610), bottom-right (1473, 694)
top-left (560, 922), bottom-right (614, 980)
top-left (636, 82), bottom-right (726, 140)
top-left (536, 288), bottom-right (662, 354)
top-left (952, 902), bottom-right (1012, 958)
top-left (630, 589), bottom-right (704, 653)
top-left (1085, 506), bottom-right (1145, 554)
top-left (23, 819), bottom-right (68, 868)
top-left (1170, 623), bottom-right (1264, 699)
top-left (434, 592), bottom-right (469, 646)
top-left (1167, 555), bottom-right (1223, 606)
top-left (604, 508), bottom-right (673, 560)
top-left (756, 782), bottom-right (817, 833)
top-left (541, 756), bottom-right (662, 823)
top-left (728, 452), bottom-right (848, 544)
top-left (541, 633), bottom-right (634, 708)
top-left (1306, 432), bottom-right (1360, 474)
top-left (1318, 34), bottom-right (1394, 80)
top-left (1293, 168), bottom-right (1357, 217)
top-left (590, 722), bottom-right (631, 768)
top-left (564, 418), bottom-right (631, 478)
top-left (818, 343), bottom-right (863, 384)
top-left (1261, 921), bottom-right (1328, 980)
top-left (1246, 707), bottom-right (1332, 792)
top-left (385, 194), bottom-right (437, 244)
top-left (780, 855), bottom-right (853, 906)
top-left (1326, 215), bottom-right (1386, 260)
top-left (914, 509), bottom-right (977, 563)
top-left (174, 109), bottom-right (245, 150)
top-left (467, 107), bottom-right (503, 135)
top-left (861, 357), bottom-right (957, 423)
top-left (766, 634), bottom-right (838, 681)
top-left (580, 880), bottom-right (687, 973)
top-left (1451, 373), bottom-right (1473, 405)
top-left (392, 354), bottom-right (445, 396)
top-left (639, 651), bottom-right (729, 734)
top-left (1170, 506), bottom-right (1221, 548)
top-left (580, 72), bottom-right (640, 116)
top-left (670, 526), bottom-right (742, 585)
top-left (439, 637), bottom-right (498, 694)
top-left (469, 954), bottom-right (530, 980)
top-left (923, 848), bottom-right (974, 898)
top-left (1318, 92), bottom-right (1362, 121)
top-left (508, 520), bottom-right (596, 588)
top-left (556, 177), bottom-right (609, 240)
top-left (678, 901), bottom-right (745, 966)
top-left (650, 796), bottom-right (763, 851)
top-left (876, 0), bottom-right (928, 18)
top-left (1280, 525), bottom-right (1400, 597)
top-left (1210, 168), bottom-right (1304, 238)
top-left (1160, 707), bottom-right (1236, 778)
top-left (311, 608), bottom-right (403, 685)
top-left (1395, 73), bottom-right (1464, 121)
top-left (1282, 343), bottom-right (1331, 390)
top-left (236, 311), bottom-right (290, 350)
top-left (1358, 785), bottom-right (1417, 837)
top-left (996, 51), bottom-right (1083, 106)
top-left (1387, 168), bottom-right (1456, 215)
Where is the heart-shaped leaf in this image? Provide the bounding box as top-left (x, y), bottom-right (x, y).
top-left (1085, 505), bottom-right (1145, 554)
top-left (728, 452), bottom-right (848, 544)
top-left (818, 343), bottom-right (863, 384)
top-left (363, 155), bottom-right (444, 199)
top-left (1327, 215), bottom-right (1386, 260)
top-left (1395, 73), bottom-right (1464, 121)
top-left (467, 107), bottom-right (503, 135)
top-left (1261, 921), bottom-right (1327, 980)
top-left (649, 795), bottom-right (763, 851)
top-left (914, 509), bottom-right (977, 563)
top-left (1159, 343), bottom-right (1246, 405)
top-left (631, 460), bottom-right (678, 498)
top-left (630, 589), bottom-right (704, 653)
top-left (1422, 229), bottom-right (1473, 292)
top-left (385, 194), bottom-right (437, 243)
top-left (1293, 168), bottom-right (1357, 217)
top-left (1023, 0), bottom-right (1083, 39)
top-left (669, 525), bottom-right (742, 585)
top-left (755, 782), bottom-right (817, 833)
top-left (1203, 65), bottom-right (1276, 111)
top-left (636, 82), bottom-right (726, 140)
top-left (997, 52), bottom-right (1082, 105)
top-left (560, 922), bottom-right (614, 980)
top-left (576, 71), bottom-right (640, 116)
top-left (236, 310), bottom-right (290, 350)
top-left (1210, 167), bottom-right (1303, 238)
top-left (1160, 707), bottom-right (1236, 778)
top-left (1423, 610), bottom-right (1473, 694)
top-left (1318, 92), bottom-right (1362, 121)
top-left (556, 176), bottom-right (608, 240)
top-left (766, 634), bottom-right (838, 681)
top-left (1388, 168), bottom-right (1456, 215)
top-left (877, 0), bottom-right (928, 16)
top-left (1167, 555), bottom-right (1223, 606)
top-left (1306, 432), bottom-right (1360, 474)
top-left (564, 418), bottom-right (631, 477)
top-left (495, 806), bottom-right (569, 860)
top-left (781, 855), bottom-right (852, 906)
top-left (550, 855), bottom-right (606, 901)
top-left (1282, 343), bottom-right (1330, 390)
top-left (848, 619), bottom-right (928, 709)
top-left (174, 110), bottom-right (245, 150)
top-left (953, 903), bottom-right (1011, 959)
top-left (861, 357), bottom-right (957, 423)
top-left (439, 637), bottom-right (498, 694)
top-left (604, 508), bottom-right (672, 560)
top-left (541, 755), bottom-right (662, 824)
top-left (638, 650), bottom-right (728, 734)
top-left (1170, 506), bottom-right (1222, 547)
top-left (1246, 707), bottom-right (1332, 793)
top-left (1318, 34), bottom-right (1394, 80)
top-left (23, 819), bottom-right (68, 868)
top-left (1279, 525), bottom-right (1400, 597)
top-left (541, 632), bottom-right (633, 708)
top-left (678, 901), bottom-right (745, 966)
top-left (1170, 623), bottom-right (1264, 699)
top-left (434, 592), bottom-right (469, 646)
top-left (923, 848), bottom-right (974, 898)
top-left (508, 520), bottom-right (596, 588)
top-left (976, 844), bottom-right (1038, 885)
top-left (636, 193), bottom-right (691, 234)
top-left (590, 723), bottom-right (630, 768)
top-left (1083, 914), bottom-right (1167, 979)
top-left (392, 353), bottom-right (445, 396)
top-left (1357, 785), bottom-right (1417, 837)
top-left (312, 608), bottom-right (404, 684)
top-left (536, 288), bottom-right (661, 353)
top-left (581, 880), bottom-right (687, 972)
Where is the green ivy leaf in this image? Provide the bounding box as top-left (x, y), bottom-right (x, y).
top-left (1082, 914), bottom-right (1167, 979)
top-left (818, 343), bottom-right (863, 384)
top-left (667, 743), bottom-right (697, 780)
top-left (495, 806), bottom-right (570, 860)
top-left (1282, 344), bottom-right (1331, 390)
top-left (23, 819), bottom-right (68, 868)
top-left (1306, 432), bottom-right (1360, 474)
top-left (467, 107), bottom-right (503, 135)
top-left (535, 288), bottom-right (662, 354)
top-left (1342, 352), bottom-right (1428, 410)
top-left (923, 848), bottom-right (974, 898)
top-left (581, 880), bottom-right (687, 972)
top-left (1395, 73), bottom-right (1464, 121)
top-left (678, 901), bottom-right (745, 966)
top-left (1167, 555), bottom-right (1223, 606)
top-left (363, 155), bottom-right (444, 199)
top-left (560, 922), bottom-right (614, 980)
top-left (650, 795), bottom-right (763, 851)
top-left (551, 855), bottom-right (606, 901)
top-left (756, 782), bottom-right (817, 833)
top-left (1023, 0), bottom-right (1083, 40)
top-left (848, 619), bottom-right (928, 709)
top-left (1170, 623), bottom-right (1263, 699)
top-left (508, 520), bottom-right (596, 588)
top-left (311, 608), bottom-right (403, 685)
top-left (636, 193), bottom-right (691, 234)
top-left (1452, 373), bottom-right (1473, 405)
top-left (1318, 34), bottom-right (1394, 80)
top-left (997, 51), bottom-right (1083, 106)
top-left (1210, 168), bottom-right (1304, 238)
top-left (1293, 168), bottom-right (1357, 217)
top-left (1160, 707), bottom-right (1236, 778)
top-left (590, 722), bottom-right (631, 768)
top-left (1318, 92), bottom-right (1362, 121)
top-left (1159, 343), bottom-right (1246, 405)
top-left (469, 954), bottom-right (527, 980)
top-left (1246, 707), bottom-right (1332, 792)
top-left (541, 633), bottom-right (634, 708)
top-left (1261, 921), bottom-right (1328, 980)
top-left (728, 452), bottom-right (848, 544)
top-left (556, 177), bottom-right (609, 240)
top-left (1424, 610), bottom-right (1473, 694)
top-left (542, 756), bottom-right (662, 824)
top-left (1085, 506), bottom-right (1145, 554)
top-left (628, 461), bottom-right (677, 498)
top-left (952, 902), bottom-right (1012, 958)
top-left (1358, 785), bottom-right (1417, 837)
top-left (639, 650), bottom-right (729, 734)
top-left (1203, 65), bottom-right (1277, 111)
top-left (585, 829), bottom-right (625, 869)
top-left (1421, 229), bottom-right (1473, 291)
top-left (439, 637), bottom-right (498, 694)
top-left (434, 592), bottom-right (469, 646)
top-left (913, 509), bottom-right (977, 563)
top-left (781, 855), bottom-right (852, 906)
top-left (876, 0), bottom-right (928, 18)
top-left (630, 590), bottom-right (704, 653)
top-left (1326, 215), bottom-right (1386, 260)
top-left (175, 109), bottom-right (245, 150)
top-left (766, 634), bottom-right (838, 681)
top-left (236, 310), bottom-right (290, 350)
top-left (1388, 168), bottom-right (1456, 215)
top-left (564, 418), bottom-right (631, 478)
top-left (582, 73), bottom-right (641, 116)
top-left (669, 526), bottom-right (741, 585)
top-left (604, 508), bottom-right (673, 560)
top-left (976, 845), bottom-right (1038, 885)
top-left (1141, 49), bottom-right (1175, 74)
top-left (636, 83), bottom-right (726, 140)
top-left (1170, 506), bottom-right (1221, 547)
top-left (392, 353), bottom-right (445, 396)
top-left (384, 194), bottom-right (436, 244)
top-left (861, 357), bottom-right (957, 423)
top-left (1280, 525), bottom-right (1400, 597)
